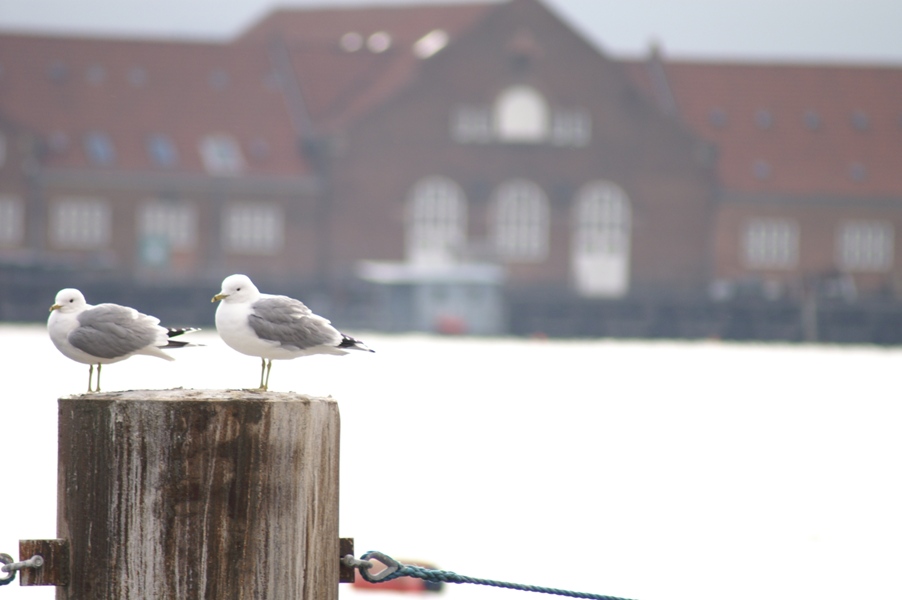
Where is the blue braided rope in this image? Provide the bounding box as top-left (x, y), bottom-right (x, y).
top-left (384, 563), bottom-right (634, 600)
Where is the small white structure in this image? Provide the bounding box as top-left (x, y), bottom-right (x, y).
top-left (357, 261), bottom-right (505, 335)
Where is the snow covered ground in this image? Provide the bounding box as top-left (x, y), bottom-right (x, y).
top-left (1, 324), bottom-right (900, 600)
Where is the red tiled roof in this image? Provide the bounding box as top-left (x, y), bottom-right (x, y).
top-left (0, 33), bottom-right (312, 176)
top-left (239, 3), bottom-right (497, 47)
top-left (621, 58), bottom-right (902, 197)
top-left (238, 2), bottom-right (499, 130)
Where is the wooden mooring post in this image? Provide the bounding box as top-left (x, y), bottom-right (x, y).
top-left (54, 389), bottom-right (340, 599)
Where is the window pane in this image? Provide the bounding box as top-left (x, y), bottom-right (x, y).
top-left (0, 194), bottom-right (24, 245)
top-left (742, 218), bottom-right (799, 269)
top-left (552, 109), bottom-right (592, 147)
top-left (138, 201), bottom-right (197, 251)
top-left (223, 202), bottom-right (283, 255)
top-left (494, 86), bottom-right (549, 143)
top-left (146, 134), bottom-right (178, 167)
top-left (492, 179), bottom-right (549, 261)
top-left (836, 220), bottom-right (893, 272)
top-left (406, 176), bottom-right (467, 265)
top-left (50, 197), bottom-right (111, 249)
top-left (200, 135), bottom-right (245, 174)
top-left (84, 132), bottom-right (115, 166)
top-left (574, 183), bottom-right (630, 255)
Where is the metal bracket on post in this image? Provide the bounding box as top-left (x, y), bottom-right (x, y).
top-left (339, 538), bottom-right (355, 583)
top-left (16, 539), bottom-right (69, 586)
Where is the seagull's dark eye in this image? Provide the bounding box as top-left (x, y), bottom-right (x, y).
top-left (69, 299), bottom-right (74, 303)
top-left (237, 287), bottom-right (241, 291)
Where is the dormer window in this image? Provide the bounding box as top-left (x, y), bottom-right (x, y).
top-left (851, 110), bottom-right (870, 131)
top-left (199, 135), bottom-right (244, 175)
top-left (85, 65), bottom-right (106, 84)
top-left (413, 29), bottom-right (449, 59)
top-left (493, 85), bottom-right (548, 143)
top-left (708, 107), bottom-right (727, 128)
top-left (367, 32), bottom-right (392, 53)
top-left (803, 110), bottom-right (821, 130)
top-left (147, 134), bottom-right (178, 167)
top-left (84, 132), bottom-right (115, 166)
top-left (128, 67), bottom-right (148, 87)
top-left (340, 32), bottom-right (364, 52)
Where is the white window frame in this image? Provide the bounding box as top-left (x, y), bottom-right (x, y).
top-left (836, 220), bottom-right (893, 272)
top-left (571, 182), bottom-right (631, 297)
top-left (50, 197), bottom-right (111, 249)
top-left (138, 200), bottom-right (197, 251)
top-left (743, 218), bottom-right (799, 270)
top-left (406, 176), bottom-right (467, 265)
top-left (200, 134), bottom-right (245, 175)
top-left (223, 202), bottom-right (284, 255)
top-left (492, 179), bottom-right (549, 262)
top-left (551, 109), bottom-right (592, 147)
top-left (0, 194), bottom-right (24, 245)
top-left (493, 85), bottom-right (549, 143)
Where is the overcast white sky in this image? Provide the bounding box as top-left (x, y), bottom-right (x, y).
top-left (0, 0), bottom-right (900, 64)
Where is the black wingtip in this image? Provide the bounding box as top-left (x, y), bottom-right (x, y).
top-left (167, 327), bottom-right (201, 338)
top-left (339, 334), bottom-right (374, 353)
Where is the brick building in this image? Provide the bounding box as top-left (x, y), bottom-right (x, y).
top-left (1, 0), bottom-right (901, 340)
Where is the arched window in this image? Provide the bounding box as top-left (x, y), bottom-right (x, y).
top-left (572, 181), bottom-right (631, 297)
top-left (493, 85), bottom-right (549, 143)
top-left (406, 176), bottom-right (467, 265)
top-left (492, 179), bottom-right (549, 262)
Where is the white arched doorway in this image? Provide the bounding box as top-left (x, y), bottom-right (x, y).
top-left (405, 176), bottom-right (467, 265)
top-left (571, 181), bottom-right (632, 297)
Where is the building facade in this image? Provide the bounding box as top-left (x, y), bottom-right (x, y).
top-left (1, 0), bottom-right (901, 340)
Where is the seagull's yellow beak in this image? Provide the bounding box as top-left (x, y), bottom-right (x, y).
top-left (211, 293), bottom-right (228, 303)
top-left (49, 303), bottom-right (62, 312)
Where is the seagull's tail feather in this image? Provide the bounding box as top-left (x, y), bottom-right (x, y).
top-left (165, 327), bottom-right (204, 348)
top-left (339, 333), bottom-right (374, 353)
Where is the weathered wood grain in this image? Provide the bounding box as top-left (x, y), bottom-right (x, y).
top-left (56, 389), bottom-right (340, 600)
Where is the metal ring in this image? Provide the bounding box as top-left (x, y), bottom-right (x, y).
top-left (0, 553), bottom-right (15, 586)
top-left (358, 551), bottom-right (401, 583)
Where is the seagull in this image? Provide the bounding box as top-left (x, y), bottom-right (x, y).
top-left (212, 274), bottom-right (373, 391)
top-left (48, 288), bottom-right (199, 393)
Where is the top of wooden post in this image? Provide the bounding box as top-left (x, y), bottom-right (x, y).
top-left (59, 389), bottom-right (337, 404)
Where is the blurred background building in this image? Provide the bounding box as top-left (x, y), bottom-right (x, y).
top-left (1, 0), bottom-right (901, 341)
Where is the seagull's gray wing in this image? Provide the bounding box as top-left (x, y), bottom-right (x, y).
top-left (70, 304), bottom-right (162, 359)
top-left (248, 296), bottom-right (341, 351)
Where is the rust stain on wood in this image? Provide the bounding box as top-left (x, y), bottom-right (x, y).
top-left (56, 390), bottom-right (340, 599)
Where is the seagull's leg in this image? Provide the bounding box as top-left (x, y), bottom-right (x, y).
top-left (258, 358), bottom-right (266, 390)
top-left (87, 364), bottom-right (94, 393)
top-left (97, 363), bottom-right (102, 392)
top-left (264, 359), bottom-right (273, 391)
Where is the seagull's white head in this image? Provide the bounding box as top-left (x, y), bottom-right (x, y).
top-left (50, 288), bottom-right (87, 314)
top-left (212, 274), bottom-right (260, 304)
